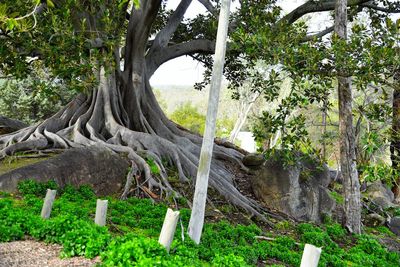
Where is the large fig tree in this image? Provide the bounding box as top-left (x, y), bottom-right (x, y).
top-left (0, 0), bottom-right (398, 218)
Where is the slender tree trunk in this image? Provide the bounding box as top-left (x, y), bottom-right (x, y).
top-left (188, 0), bottom-right (231, 244)
top-left (335, 0), bottom-right (361, 234)
top-left (229, 92), bottom-right (260, 143)
top-left (391, 70), bottom-right (400, 203)
top-left (321, 108), bottom-right (327, 160)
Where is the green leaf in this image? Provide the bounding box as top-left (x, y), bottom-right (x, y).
top-left (6, 18), bottom-right (16, 31)
top-left (133, 0), bottom-right (140, 9)
top-left (118, 0), bottom-right (128, 9)
top-left (46, 0), bottom-right (55, 8)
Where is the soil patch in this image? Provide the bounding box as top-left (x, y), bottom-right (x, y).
top-left (0, 240), bottom-right (100, 267)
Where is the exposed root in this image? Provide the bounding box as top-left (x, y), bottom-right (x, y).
top-left (0, 68), bottom-right (271, 223)
top-left (121, 161), bottom-right (138, 200)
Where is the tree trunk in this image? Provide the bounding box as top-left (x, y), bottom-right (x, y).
top-left (335, 0), bottom-right (361, 234)
top-left (321, 104), bottom-right (327, 161)
top-left (0, 1), bottom-right (268, 223)
top-left (391, 70), bottom-right (400, 203)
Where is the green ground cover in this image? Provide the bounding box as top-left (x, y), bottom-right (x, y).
top-left (0, 180), bottom-right (399, 266)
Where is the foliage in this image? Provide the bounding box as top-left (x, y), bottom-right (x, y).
top-left (359, 164), bottom-right (399, 186)
top-left (169, 102), bottom-right (233, 138)
top-left (329, 191), bottom-right (344, 205)
top-left (0, 77), bottom-right (75, 124)
top-left (17, 179), bottom-right (58, 197)
top-left (1, 180), bottom-right (399, 266)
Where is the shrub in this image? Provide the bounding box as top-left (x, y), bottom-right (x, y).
top-left (326, 223), bottom-right (347, 240)
top-left (101, 235), bottom-right (170, 266)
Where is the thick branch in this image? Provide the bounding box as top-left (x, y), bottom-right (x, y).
top-left (124, 0), bottom-right (162, 74)
top-left (303, 26), bottom-right (334, 41)
top-left (146, 39), bottom-right (215, 76)
top-left (280, 0), bottom-right (370, 24)
top-left (150, 0), bottom-right (192, 51)
top-left (197, 0), bottom-right (218, 16)
top-left (360, 2), bottom-right (400, 13)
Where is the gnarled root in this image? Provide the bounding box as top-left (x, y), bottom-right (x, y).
top-left (0, 69), bottom-right (270, 223)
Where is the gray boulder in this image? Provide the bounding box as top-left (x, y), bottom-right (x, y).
top-left (0, 146), bottom-right (129, 196)
top-left (388, 217), bottom-right (400, 236)
top-left (365, 181), bottom-right (395, 209)
top-left (244, 153), bottom-right (335, 222)
top-left (0, 116), bottom-right (28, 135)
top-left (242, 153), bottom-right (265, 167)
top-left (364, 213), bottom-right (386, 227)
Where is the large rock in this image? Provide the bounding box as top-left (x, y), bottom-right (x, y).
top-left (244, 153), bottom-right (335, 222)
top-left (365, 181), bottom-right (395, 209)
top-left (0, 146), bottom-right (129, 196)
top-left (364, 213), bottom-right (386, 227)
top-left (0, 115), bottom-right (28, 135)
top-left (388, 217), bottom-right (400, 236)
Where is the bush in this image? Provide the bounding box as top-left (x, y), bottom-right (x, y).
top-left (326, 223), bottom-right (347, 240)
top-left (101, 235), bottom-right (170, 266)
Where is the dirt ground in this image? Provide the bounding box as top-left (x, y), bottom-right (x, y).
top-left (0, 240), bottom-right (100, 267)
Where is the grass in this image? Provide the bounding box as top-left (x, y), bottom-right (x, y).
top-left (0, 154), bottom-right (54, 175)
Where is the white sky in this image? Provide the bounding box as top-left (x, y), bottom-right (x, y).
top-left (150, 0), bottom-right (398, 87)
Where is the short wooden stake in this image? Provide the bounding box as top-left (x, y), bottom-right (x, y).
top-left (41, 189), bottom-right (57, 219)
top-left (300, 244), bottom-right (322, 267)
top-left (95, 199), bottom-right (108, 226)
top-left (159, 208), bottom-right (180, 252)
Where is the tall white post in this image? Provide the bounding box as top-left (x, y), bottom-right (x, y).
top-left (95, 199), bottom-right (108, 226)
top-left (188, 0), bottom-right (232, 244)
top-left (158, 208), bottom-right (180, 252)
top-left (40, 189), bottom-right (57, 219)
top-left (300, 244), bottom-right (322, 267)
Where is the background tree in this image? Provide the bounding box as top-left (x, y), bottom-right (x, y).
top-left (335, 0), bottom-right (361, 234)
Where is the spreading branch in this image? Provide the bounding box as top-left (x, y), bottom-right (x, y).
top-left (146, 39), bottom-right (215, 76)
top-left (150, 0), bottom-right (193, 51)
top-left (360, 2), bottom-right (400, 13)
top-left (303, 26), bottom-right (334, 41)
top-left (197, 0), bottom-right (218, 16)
top-left (280, 0), bottom-right (370, 24)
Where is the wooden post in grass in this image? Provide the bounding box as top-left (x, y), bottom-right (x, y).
top-left (300, 244), bottom-right (322, 267)
top-left (40, 189), bottom-right (56, 219)
top-left (95, 199), bottom-right (108, 226)
top-left (159, 208), bottom-right (180, 252)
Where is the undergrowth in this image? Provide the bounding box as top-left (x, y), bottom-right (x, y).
top-left (0, 180), bottom-right (399, 266)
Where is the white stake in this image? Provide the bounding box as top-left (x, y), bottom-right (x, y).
top-left (300, 244), bottom-right (322, 267)
top-left (95, 199), bottom-right (108, 226)
top-left (40, 189), bottom-right (56, 219)
top-left (188, 0), bottom-right (232, 245)
top-left (158, 208), bottom-right (180, 252)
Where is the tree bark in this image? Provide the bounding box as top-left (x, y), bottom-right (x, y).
top-left (335, 0), bottom-right (362, 234)
top-left (391, 70), bottom-right (400, 203)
